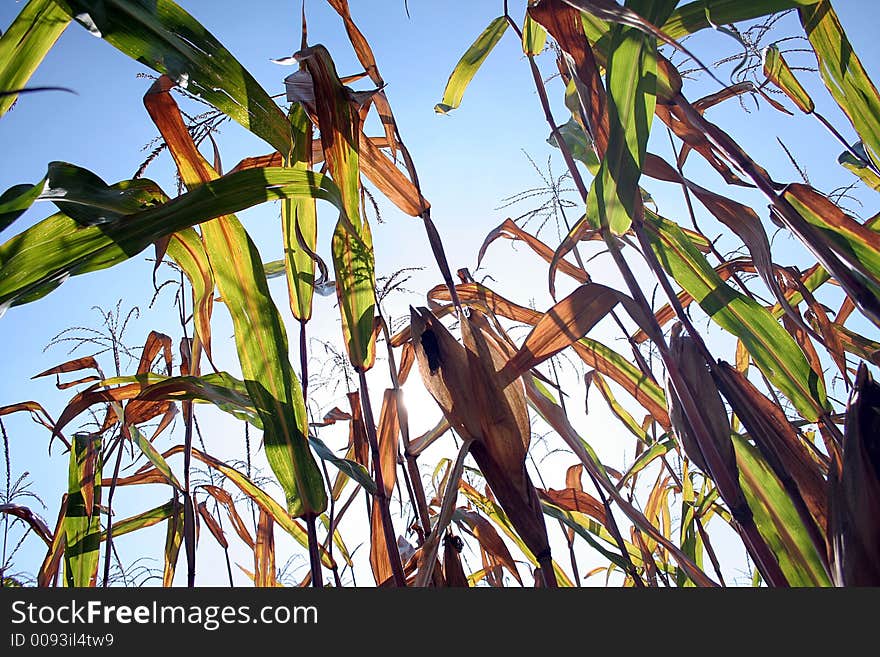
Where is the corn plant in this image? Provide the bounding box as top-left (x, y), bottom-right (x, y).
top-left (1, 0), bottom-right (879, 587)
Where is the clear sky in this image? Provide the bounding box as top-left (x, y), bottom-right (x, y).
top-left (1, 0), bottom-right (878, 587)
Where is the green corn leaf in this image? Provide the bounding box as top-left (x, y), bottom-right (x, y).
top-left (165, 228), bottom-right (215, 362)
top-left (0, 0), bottom-right (71, 117)
top-left (283, 104), bottom-right (319, 321)
top-left (574, 337), bottom-right (670, 429)
top-left (540, 500), bottom-right (640, 572)
top-left (783, 183), bottom-right (880, 300)
top-left (801, 0), bottom-right (880, 168)
top-left (63, 433), bottom-right (101, 587)
top-left (435, 16), bottom-right (508, 114)
top-left (102, 371), bottom-right (261, 428)
top-left (733, 434), bottom-right (831, 587)
top-left (319, 514), bottom-right (353, 568)
top-left (308, 434), bottom-right (376, 495)
top-left (548, 116), bottom-right (601, 172)
top-left (590, 371), bottom-right (651, 443)
top-left (201, 212), bottom-right (326, 518)
top-left (587, 26), bottom-right (655, 234)
top-left (585, 0), bottom-right (677, 236)
top-left (0, 182), bottom-right (47, 233)
top-left (102, 500), bottom-right (176, 541)
top-left (263, 259), bottom-right (286, 279)
top-left (144, 83), bottom-right (327, 519)
top-left (162, 501), bottom-right (184, 587)
top-left (300, 46), bottom-right (376, 371)
top-left (55, 0), bottom-right (291, 153)
top-left (127, 424), bottom-right (183, 492)
top-left (839, 145), bottom-right (880, 191)
top-left (663, 0), bottom-right (816, 40)
top-left (0, 165), bottom-right (344, 311)
top-left (619, 438), bottom-right (674, 488)
top-left (522, 13), bottom-right (547, 56)
top-left (642, 210), bottom-right (829, 421)
top-left (762, 43), bottom-right (815, 113)
top-left (678, 465), bottom-right (703, 587)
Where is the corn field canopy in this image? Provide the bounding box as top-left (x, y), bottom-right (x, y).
top-left (1, 0), bottom-right (879, 590)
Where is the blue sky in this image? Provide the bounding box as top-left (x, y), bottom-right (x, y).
top-left (1, 0), bottom-right (879, 586)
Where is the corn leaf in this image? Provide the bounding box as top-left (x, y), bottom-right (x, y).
top-left (838, 146), bottom-right (880, 191)
top-left (283, 104), bottom-right (319, 321)
top-left (56, 0), bottom-right (291, 153)
top-left (642, 211), bottom-right (828, 421)
top-left (662, 0), bottom-right (815, 40)
top-left (101, 500), bottom-right (176, 541)
top-left (522, 13), bottom-right (547, 56)
top-left (157, 445), bottom-right (335, 569)
top-left (254, 510), bottom-right (277, 587)
top-left (0, 164), bottom-right (344, 311)
top-left (574, 337), bottom-right (670, 429)
top-left (460, 482), bottom-right (573, 587)
top-left (127, 424), bottom-right (183, 492)
top-left (500, 283), bottom-right (622, 381)
top-left (783, 183), bottom-right (880, 301)
top-left (308, 434), bottom-right (376, 495)
top-left (585, 0), bottom-right (676, 236)
top-left (162, 501), bottom-right (184, 587)
top-left (733, 434), bottom-right (831, 586)
top-left (435, 16), bottom-right (508, 114)
top-left (800, 0), bottom-right (880, 167)
top-left (63, 433), bottom-right (101, 587)
top-left (298, 46), bottom-right (377, 371)
top-left (144, 79), bottom-right (326, 518)
top-left (166, 228), bottom-right (214, 363)
top-left (0, 0), bottom-right (71, 118)
top-left (762, 44), bottom-right (814, 113)
top-left (0, 182), bottom-right (47, 233)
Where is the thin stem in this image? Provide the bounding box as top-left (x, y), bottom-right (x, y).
top-left (814, 110), bottom-right (880, 177)
top-left (299, 320), bottom-right (309, 401)
top-left (182, 401), bottom-right (196, 588)
top-left (305, 514), bottom-right (323, 588)
top-left (1, 419), bottom-right (10, 583)
top-left (588, 468), bottom-right (646, 587)
top-left (102, 431), bottom-right (125, 587)
top-left (695, 515), bottom-right (727, 587)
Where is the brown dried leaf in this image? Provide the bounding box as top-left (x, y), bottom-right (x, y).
top-left (477, 218), bottom-right (591, 285)
top-left (200, 485), bottom-right (255, 549)
top-left (33, 356), bottom-right (102, 380)
top-left (369, 498), bottom-right (393, 586)
top-left (38, 495), bottom-right (67, 587)
top-left (538, 487), bottom-right (606, 524)
top-left (458, 509), bottom-right (522, 585)
top-left (375, 389), bottom-right (399, 497)
top-left (347, 391), bottom-right (370, 468)
top-left (254, 509), bottom-right (277, 587)
top-left (0, 503), bottom-right (52, 546)
top-left (500, 283), bottom-right (620, 382)
top-left (197, 501), bottom-right (228, 549)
